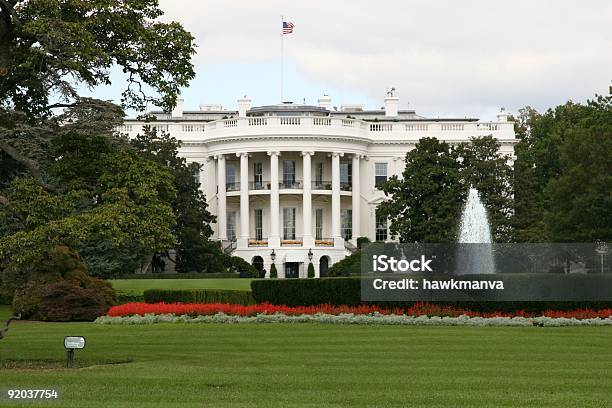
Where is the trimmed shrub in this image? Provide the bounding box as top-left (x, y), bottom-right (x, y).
top-left (328, 252), bottom-right (361, 276)
top-left (223, 255), bottom-right (258, 278)
top-left (143, 289), bottom-right (255, 305)
top-left (251, 278), bottom-right (362, 306)
top-left (38, 281), bottom-right (114, 321)
top-left (307, 262), bottom-right (315, 278)
top-left (356, 236), bottom-right (371, 250)
top-left (269, 263), bottom-right (278, 278)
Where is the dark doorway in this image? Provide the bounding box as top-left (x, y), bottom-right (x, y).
top-left (285, 262), bottom-right (299, 279)
top-left (319, 256), bottom-right (329, 277)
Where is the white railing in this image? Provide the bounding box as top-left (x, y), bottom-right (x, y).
top-left (248, 117), bottom-right (267, 126)
top-left (441, 123), bottom-right (464, 131)
top-left (280, 117), bottom-right (301, 125)
top-left (182, 124), bottom-right (205, 132)
top-left (476, 123), bottom-right (498, 131)
top-left (405, 123), bottom-right (428, 131)
top-left (342, 119), bottom-right (355, 127)
top-left (224, 119), bottom-right (238, 128)
top-left (369, 123), bottom-right (393, 132)
top-left (313, 117), bottom-right (332, 126)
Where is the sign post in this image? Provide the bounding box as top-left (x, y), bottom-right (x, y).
top-left (64, 336), bottom-right (86, 368)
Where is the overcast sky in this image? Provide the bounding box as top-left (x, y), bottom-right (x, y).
top-left (93, 1), bottom-right (611, 120)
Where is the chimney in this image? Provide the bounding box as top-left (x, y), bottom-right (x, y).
top-left (318, 95), bottom-right (332, 111)
top-left (496, 107), bottom-right (509, 122)
top-left (384, 88), bottom-right (399, 117)
top-left (237, 96), bottom-right (251, 118)
top-left (171, 98), bottom-right (184, 118)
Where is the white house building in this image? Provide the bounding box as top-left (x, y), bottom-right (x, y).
top-left (120, 91), bottom-right (516, 278)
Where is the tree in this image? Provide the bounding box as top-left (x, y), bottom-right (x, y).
top-left (0, 0), bottom-right (195, 118)
top-left (457, 136), bottom-right (514, 242)
top-left (269, 263), bottom-right (278, 279)
top-left (131, 127), bottom-right (222, 273)
top-left (307, 262), bottom-right (315, 278)
top-left (543, 95), bottom-right (612, 242)
top-left (377, 138), bottom-right (465, 243)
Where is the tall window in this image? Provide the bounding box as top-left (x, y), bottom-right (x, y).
top-left (282, 160), bottom-right (295, 187)
top-left (226, 163), bottom-right (237, 190)
top-left (253, 162), bottom-right (263, 188)
top-left (227, 211), bottom-right (237, 241)
top-left (341, 209), bottom-right (352, 240)
top-left (283, 208), bottom-right (296, 240)
top-left (315, 162), bottom-right (324, 188)
top-left (340, 162), bottom-right (352, 187)
top-left (375, 211), bottom-right (388, 242)
top-left (191, 167), bottom-right (200, 186)
top-left (254, 209), bottom-right (263, 240)
top-left (375, 162), bottom-right (388, 188)
top-left (315, 208), bottom-right (323, 240)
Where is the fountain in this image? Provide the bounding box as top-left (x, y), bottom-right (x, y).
top-left (456, 187), bottom-right (495, 275)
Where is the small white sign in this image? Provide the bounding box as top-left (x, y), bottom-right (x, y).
top-left (64, 336), bottom-right (86, 349)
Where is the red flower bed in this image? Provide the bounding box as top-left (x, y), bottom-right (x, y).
top-left (107, 302), bottom-right (612, 319)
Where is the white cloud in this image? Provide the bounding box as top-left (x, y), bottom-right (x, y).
top-left (159, 0), bottom-right (612, 118)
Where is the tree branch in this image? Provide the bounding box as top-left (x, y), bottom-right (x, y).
top-left (0, 0), bottom-right (21, 29)
top-left (0, 140), bottom-right (58, 192)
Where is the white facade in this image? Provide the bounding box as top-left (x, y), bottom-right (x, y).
top-left (121, 92), bottom-right (516, 278)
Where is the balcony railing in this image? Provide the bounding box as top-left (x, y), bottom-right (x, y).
top-left (281, 237), bottom-right (303, 246)
top-left (315, 238), bottom-right (334, 247)
top-left (250, 181), bottom-right (271, 190)
top-left (340, 181), bottom-right (352, 191)
top-left (226, 182), bottom-right (240, 192)
top-left (312, 181), bottom-right (332, 190)
top-left (248, 238), bottom-right (268, 247)
top-left (279, 180), bottom-right (302, 189)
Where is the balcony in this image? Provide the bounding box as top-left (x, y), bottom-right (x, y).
top-left (248, 238), bottom-right (268, 247)
top-left (281, 237), bottom-right (303, 246)
top-left (279, 180), bottom-right (302, 189)
top-left (340, 181), bottom-right (352, 191)
top-left (312, 180), bottom-right (332, 190)
top-left (250, 181), bottom-right (271, 190)
top-left (315, 238), bottom-right (334, 247)
top-left (226, 182), bottom-right (240, 192)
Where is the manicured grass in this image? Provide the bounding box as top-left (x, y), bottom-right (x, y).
top-left (1, 306), bottom-right (612, 407)
top-left (111, 278), bottom-right (253, 295)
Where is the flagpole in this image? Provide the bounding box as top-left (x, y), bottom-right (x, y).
top-left (280, 15), bottom-right (284, 102)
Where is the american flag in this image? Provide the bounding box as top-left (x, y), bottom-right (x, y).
top-left (283, 21), bottom-right (295, 34)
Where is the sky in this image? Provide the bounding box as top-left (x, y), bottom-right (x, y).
top-left (83, 0), bottom-right (612, 120)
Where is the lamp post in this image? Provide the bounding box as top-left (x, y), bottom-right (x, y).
top-left (308, 248), bottom-right (313, 262)
top-left (270, 249), bottom-right (276, 263)
top-left (595, 241), bottom-right (609, 274)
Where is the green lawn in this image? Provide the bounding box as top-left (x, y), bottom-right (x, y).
top-left (1, 306), bottom-right (612, 407)
top-left (111, 278), bottom-right (253, 295)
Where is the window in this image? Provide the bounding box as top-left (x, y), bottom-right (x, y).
top-left (375, 211), bottom-right (388, 242)
top-left (341, 209), bottom-right (352, 240)
top-left (227, 211), bottom-right (237, 241)
top-left (226, 163), bottom-right (237, 190)
top-left (315, 162), bottom-right (324, 187)
top-left (283, 208), bottom-right (296, 240)
top-left (253, 162), bottom-right (263, 188)
top-left (191, 167), bottom-right (200, 186)
top-left (315, 208), bottom-right (323, 240)
top-left (340, 162), bottom-right (352, 190)
top-left (282, 160), bottom-right (295, 187)
top-left (375, 162), bottom-right (388, 188)
top-left (254, 209), bottom-right (263, 241)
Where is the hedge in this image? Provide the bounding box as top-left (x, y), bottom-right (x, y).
top-left (113, 272), bottom-right (240, 280)
top-left (250, 277), bottom-right (612, 313)
top-left (143, 289), bottom-right (255, 305)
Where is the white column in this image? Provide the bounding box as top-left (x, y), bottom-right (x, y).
top-left (331, 152), bottom-right (342, 246)
top-left (351, 154), bottom-right (361, 243)
top-left (238, 152), bottom-right (249, 248)
top-left (216, 155), bottom-right (227, 240)
top-left (268, 151), bottom-right (280, 247)
top-left (302, 151), bottom-right (314, 248)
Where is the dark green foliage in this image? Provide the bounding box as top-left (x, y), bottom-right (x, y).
top-left (377, 138), bottom-right (465, 243)
top-left (38, 281), bottom-right (113, 321)
top-left (131, 128), bottom-right (220, 273)
top-left (251, 278), bottom-right (362, 306)
top-left (307, 262), bottom-right (315, 278)
top-left (143, 289), bottom-right (255, 305)
top-left (328, 252), bottom-right (361, 277)
top-left (11, 246), bottom-right (116, 320)
top-left (223, 255), bottom-right (258, 278)
top-left (269, 263), bottom-right (278, 279)
top-left (0, 0), bottom-right (195, 118)
top-left (356, 236), bottom-right (371, 250)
